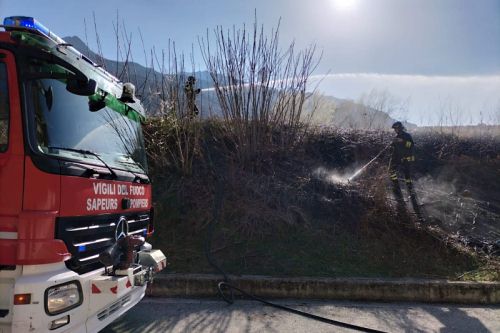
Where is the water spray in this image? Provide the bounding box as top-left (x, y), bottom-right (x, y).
top-left (347, 144), bottom-right (391, 183)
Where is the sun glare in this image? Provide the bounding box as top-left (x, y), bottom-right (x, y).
top-left (332, 0), bottom-right (358, 11)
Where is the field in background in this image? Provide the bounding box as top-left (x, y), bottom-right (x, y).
top-left (416, 125), bottom-right (500, 139)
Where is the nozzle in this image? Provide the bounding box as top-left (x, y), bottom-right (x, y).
top-left (99, 242), bottom-right (121, 267)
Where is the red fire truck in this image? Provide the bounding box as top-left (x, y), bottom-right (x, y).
top-left (0, 17), bottom-right (166, 332)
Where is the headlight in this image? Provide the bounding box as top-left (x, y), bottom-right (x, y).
top-left (45, 281), bottom-right (82, 315)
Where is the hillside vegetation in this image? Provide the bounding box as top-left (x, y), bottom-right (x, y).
top-left (145, 118), bottom-right (499, 281)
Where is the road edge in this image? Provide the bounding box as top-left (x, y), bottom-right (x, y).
top-left (146, 274), bottom-right (500, 304)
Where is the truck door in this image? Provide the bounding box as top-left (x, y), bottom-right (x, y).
top-left (0, 49), bottom-right (24, 265)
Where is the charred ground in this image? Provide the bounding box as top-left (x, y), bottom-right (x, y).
top-left (146, 120), bottom-right (499, 281)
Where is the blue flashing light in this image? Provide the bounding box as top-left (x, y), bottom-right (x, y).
top-left (143, 230), bottom-right (147, 236)
top-left (3, 16), bottom-right (49, 34)
top-left (3, 16), bottom-right (65, 44)
top-left (78, 245), bottom-right (86, 252)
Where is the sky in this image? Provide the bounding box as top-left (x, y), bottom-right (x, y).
top-left (1, 0), bottom-right (499, 125)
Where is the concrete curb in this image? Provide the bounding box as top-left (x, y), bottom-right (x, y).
top-left (146, 274), bottom-right (500, 304)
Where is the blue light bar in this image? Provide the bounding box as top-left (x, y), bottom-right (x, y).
top-left (3, 16), bottom-right (49, 34)
top-left (3, 16), bottom-right (65, 44)
top-left (78, 245), bottom-right (87, 252)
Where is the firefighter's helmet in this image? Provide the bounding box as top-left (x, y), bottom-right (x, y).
top-left (392, 121), bottom-right (404, 130)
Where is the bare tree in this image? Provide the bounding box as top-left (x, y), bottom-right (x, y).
top-left (141, 41), bottom-right (203, 176)
top-left (199, 16), bottom-right (319, 164)
top-left (86, 13), bottom-right (201, 176)
top-left (357, 89), bottom-right (410, 131)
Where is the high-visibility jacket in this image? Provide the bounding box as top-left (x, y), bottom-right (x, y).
top-left (391, 131), bottom-right (414, 163)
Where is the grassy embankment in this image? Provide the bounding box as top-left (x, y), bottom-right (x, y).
top-left (145, 119), bottom-right (500, 281)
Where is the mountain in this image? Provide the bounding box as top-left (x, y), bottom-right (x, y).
top-left (62, 36), bottom-right (415, 129)
top-left (304, 94), bottom-right (416, 130)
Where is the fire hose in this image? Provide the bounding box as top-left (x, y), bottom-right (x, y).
top-left (203, 141), bottom-right (387, 333)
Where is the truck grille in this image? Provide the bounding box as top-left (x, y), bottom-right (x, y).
top-left (55, 212), bottom-right (150, 274)
top-left (97, 294), bottom-right (132, 321)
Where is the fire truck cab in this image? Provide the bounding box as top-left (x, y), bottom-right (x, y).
top-left (0, 17), bottom-right (166, 333)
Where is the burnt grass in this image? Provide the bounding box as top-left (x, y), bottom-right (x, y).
top-left (147, 122), bottom-right (500, 281)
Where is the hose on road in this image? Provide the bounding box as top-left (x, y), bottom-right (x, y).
top-left (202, 141), bottom-right (387, 333)
top-left (216, 281), bottom-right (386, 333)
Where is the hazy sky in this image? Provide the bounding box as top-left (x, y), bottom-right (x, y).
top-left (1, 0), bottom-right (499, 125)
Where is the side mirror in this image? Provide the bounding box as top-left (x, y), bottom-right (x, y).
top-left (66, 77), bottom-right (97, 96)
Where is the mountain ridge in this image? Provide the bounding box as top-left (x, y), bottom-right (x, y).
top-left (63, 35), bottom-right (414, 129)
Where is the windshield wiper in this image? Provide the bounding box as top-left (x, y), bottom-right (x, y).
top-left (47, 146), bottom-right (118, 179)
top-left (116, 157), bottom-right (150, 183)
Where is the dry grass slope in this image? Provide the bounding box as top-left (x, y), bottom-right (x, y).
top-left (145, 119), bottom-right (499, 281)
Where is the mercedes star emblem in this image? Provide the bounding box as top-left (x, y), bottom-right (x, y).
top-left (115, 216), bottom-right (129, 240)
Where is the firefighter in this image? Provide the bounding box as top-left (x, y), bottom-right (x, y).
top-left (184, 76), bottom-right (201, 118)
top-left (388, 121), bottom-right (421, 219)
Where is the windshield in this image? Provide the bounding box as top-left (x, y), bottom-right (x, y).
top-left (22, 58), bottom-right (147, 174)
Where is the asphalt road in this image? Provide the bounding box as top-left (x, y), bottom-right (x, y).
top-left (101, 297), bottom-right (500, 333)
